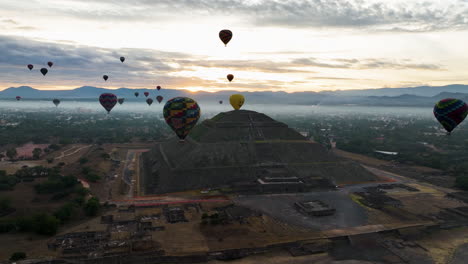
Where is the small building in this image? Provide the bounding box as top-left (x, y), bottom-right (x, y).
top-left (294, 200), bottom-right (335, 216)
top-left (164, 207), bottom-right (187, 223)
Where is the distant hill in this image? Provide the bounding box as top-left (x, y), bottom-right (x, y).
top-left (1, 84), bottom-right (468, 106)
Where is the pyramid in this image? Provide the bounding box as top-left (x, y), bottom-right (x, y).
top-left (140, 110), bottom-right (379, 194)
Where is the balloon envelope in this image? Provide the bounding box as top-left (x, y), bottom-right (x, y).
top-left (146, 98), bottom-right (153, 106)
top-left (47, 61), bottom-right (53, 68)
top-left (433, 98), bottom-right (468, 133)
top-left (219, 100), bottom-right (223, 104)
top-left (103, 75), bottom-right (109, 81)
top-left (227, 74), bottom-right (234, 82)
top-left (156, 95), bottom-right (163, 103)
top-left (118, 98), bottom-right (125, 105)
top-left (27, 64), bottom-right (33, 70)
top-left (120, 56), bottom-right (125, 63)
top-left (229, 94), bottom-right (245, 110)
top-left (144, 92), bottom-right (149, 97)
top-left (219, 29), bottom-right (232, 46)
top-left (40, 68), bottom-right (48, 76)
top-left (163, 97), bottom-right (200, 141)
top-left (99, 93), bottom-right (117, 113)
top-left (53, 99), bottom-right (60, 107)
top-left (157, 86), bottom-right (161, 91)
top-left (134, 92), bottom-right (139, 97)
top-left (16, 96), bottom-right (21, 101)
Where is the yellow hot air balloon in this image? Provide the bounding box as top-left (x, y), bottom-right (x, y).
top-left (229, 94), bottom-right (245, 110)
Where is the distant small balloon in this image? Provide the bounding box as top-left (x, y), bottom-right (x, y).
top-left (120, 57), bottom-right (125, 63)
top-left (16, 96), bottom-right (21, 101)
top-left (118, 98), bottom-right (125, 105)
top-left (219, 29), bottom-right (232, 46)
top-left (227, 74), bottom-right (234, 82)
top-left (53, 99), bottom-right (60, 107)
top-left (47, 61), bottom-right (53, 68)
top-left (157, 86), bottom-right (161, 91)
top-left (103, 75), bottom-right (108, 81)
top-left (156, 95), bottom-right (163, 103)
top-left (40, 68), bottom-right (48, 76)
top-left (219, 100), bottom-right (223, 104)
top-left (134, 92), bottom-right (139, 97)
top-left (144, 92), bottom-right (149, 97)
top-left (146, 98), bottom-right (153, 106)
top-left (27, 64), bottom-right (33, 70)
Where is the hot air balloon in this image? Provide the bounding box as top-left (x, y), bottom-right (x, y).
top-left (157, 86), bottom-right (161, 91)
top-left (52, 99), bottom-right (60, 107)
top-left (27, 64), bottom-right (33, 70)
top-left (219, 100), bottom-right (223, 104)
top-left (16, 96), bottom-right (21, 101)
top-left (144, 92), bottom-right (149, 97)
top-left (47, 61), bottom-right (53, 68)
top-left (229, 94), bottom-right (245, 110)
top-left (433, 98), bottom-right (468, 134)
top-left (156, 95), bottom-right (163, 103)
top-left (219, 29), bottom-right (232, 46)
top-left (120, 57), bottom-right (125, 63)
top-left (103, 75), bottom-right (109, 81)
top-left (227, 74), bottom-right (234, 82)
top-left (118, 98), bottom-right (125, 105)
top-left (40, 68), bottom-right (48, 76)
top-left (163, 97), bottom-right (200, 142)
top-left (99, 93), bottom-right (117, 113)
top-left (146, 98), bottom-right (153, 106)
top-left (134, 92), bottom-right (139, 97)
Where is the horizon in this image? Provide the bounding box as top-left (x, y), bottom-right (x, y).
top-left (1, 1), bottom-right (468, 92)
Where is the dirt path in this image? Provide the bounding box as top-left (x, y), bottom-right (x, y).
top-left (55, 145), bottom-right (92, 159)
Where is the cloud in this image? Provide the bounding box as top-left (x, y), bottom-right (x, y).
top-left (18, 0), bottom-right (468, 32)
top-left (176, 59), bottom-right (314, 73)
top-left (291, 57), bottom-right (443, 70)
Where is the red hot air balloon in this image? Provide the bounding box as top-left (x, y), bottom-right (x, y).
top-left (120, 57), bottom-right (125, 63)
top-left (40, 68), bottom-right (48, 76)
top-left (99, 93), bottom-right (117, 113)
top-left (156, 95), bottom-right (163, 103)
top-left (144, 92), bottom-right (149, 97)
top-left (219, 29), bottom-right (232, 46)
top-left (227, 74), bottom-right (234, 82)
top-left (27, 64), bottom-right (33, 70)
top-left (16, 96), bottom-right (21, 101)
top-left (103, 75), bottom-right (108, 81)
top-left (47, 61), bottom-right (53, 68)
top-left (157, 86), bottom-right (161, 91)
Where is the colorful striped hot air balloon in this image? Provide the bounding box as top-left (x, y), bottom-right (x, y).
top-left (163, 97), bottom-right (200, 142)
top-left (99, 93), bottom-right (117, 113)
top-left (433, 98), bottom-right (468, 134)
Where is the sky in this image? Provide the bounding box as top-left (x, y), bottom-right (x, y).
top-left (1, 0), bottom-right (468, 92)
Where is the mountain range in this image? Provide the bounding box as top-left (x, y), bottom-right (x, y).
top-left (1, 84), bottom-right (468, 106)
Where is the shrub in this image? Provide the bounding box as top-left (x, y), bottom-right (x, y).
top-left (10, 252), bottom-right (26, 261)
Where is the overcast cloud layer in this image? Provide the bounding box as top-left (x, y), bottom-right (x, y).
top-left (0, 0), bottom-right (467, 91)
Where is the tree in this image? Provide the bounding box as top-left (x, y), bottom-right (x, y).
top-left (32, 213), bottom-right (60, 235)
top-left (32, 148), bottom-right (42, 160)
top-left (84, 197), bottom-right (100, 216)
top-left (0, 197), bottom-right (12, 214)
top-left (10, 252), bottom-right (26, 261)
top-left (79, 157), bottom-right (89, 164)
top-left (6, 148), bottom-right (17, 161)
top-left (456, 175), bottom-right (468, 191)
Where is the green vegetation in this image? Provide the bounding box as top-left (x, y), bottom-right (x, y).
top-left (81, 167), bottom-right (101, 182)
top-left (84, 197), bottom-right (100, 216)
top-left (0, 196), bottom-right (13, 215)
top-left (10, 252), bottom-right (26, 261)
top-left (32, 147), bottom-right (42, 159)
top-left (35, 175), bottom-right (79, 194)
top-left (6, 148), bottom-right (17, 161)
top-left (455, 175), bottom-right (468, 190)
